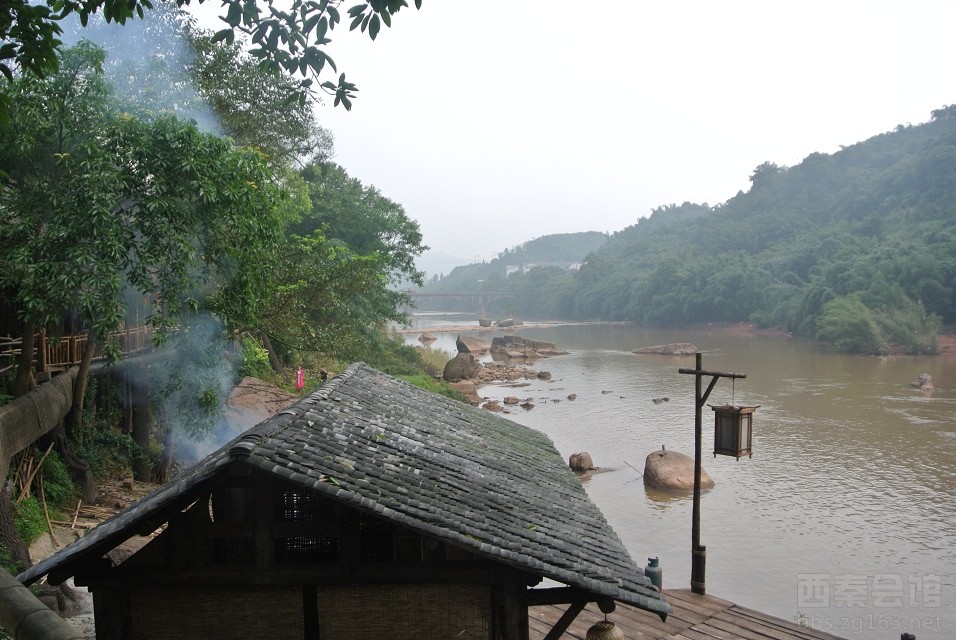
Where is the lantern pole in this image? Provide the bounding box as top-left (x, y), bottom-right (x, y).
top-left (678, 352), bottom-right (746, 595)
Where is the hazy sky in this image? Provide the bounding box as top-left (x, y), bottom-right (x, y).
top-left (203, 2), bottom-right (956, 272)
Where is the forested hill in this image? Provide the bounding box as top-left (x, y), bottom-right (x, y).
top-left (428, 106), bottom-right (956, 354)
top-left (420, 232), bottom-right (608, 291)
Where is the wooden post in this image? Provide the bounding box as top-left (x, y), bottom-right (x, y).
top-left (679, 353), bottom-right (746, 596)
top-left (38, 330), bottom-right (47, 373)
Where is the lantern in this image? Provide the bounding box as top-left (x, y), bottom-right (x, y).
top-left (586, 620), bottom-right (624, 640)
top-left (709, 404), bottom-right (758, 459)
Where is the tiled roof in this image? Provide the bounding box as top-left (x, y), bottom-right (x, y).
top-left (21, 363), bottom-right (669, 617)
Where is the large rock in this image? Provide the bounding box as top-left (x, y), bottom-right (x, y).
top-left (569, 452), bottom-right (594, 472)
top-left (447, 380), bottom-right (480, 405)
top-left (643, 448), bottom-right (714, 492)
top-left (443, 353), bottom-right (480, 382)
top-left (474, 361), bottom-right (539, 383)
top-left (910, 373), bottom-right (934, 392)
top-left (632, 343), bottom-right (698, 355)
top-left (456, 335), bottom-right (491, 354)
top-left (490, 335), bottom-right (565, 359)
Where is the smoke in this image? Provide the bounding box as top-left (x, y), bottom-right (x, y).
top-left (59, 3), bottom-right (223, 134)
top-left (132, 313), bottom-right (241, 466)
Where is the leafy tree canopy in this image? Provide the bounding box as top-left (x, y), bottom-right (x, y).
top-left (0, 39), bottom-right (287, 359)
top-left (1, 0), bottom-right (422, 124)
top-left (257, 161), bottom-right (427, 364)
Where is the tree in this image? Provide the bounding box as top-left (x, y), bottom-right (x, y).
top-left (296, 162), bottom-right (426, 284)
top-left (253, 233), bottom-right (390, 364)
top-left (0, 0), bottom-right (423, 124)
top-left (814, 296), bottom-right (884, 354)
top-left (0, 41), bottom-right (288, 492)
top-left (227, 160), bottom-right (428, 368)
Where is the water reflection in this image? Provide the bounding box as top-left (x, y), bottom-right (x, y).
top-left (643, 486), bottom-right (694, 508)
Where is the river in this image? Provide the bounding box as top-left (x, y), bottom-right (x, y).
top-left (405, 314), bottom-right (955, 639)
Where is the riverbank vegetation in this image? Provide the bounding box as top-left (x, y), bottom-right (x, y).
top-left (423, 110), bottom-right (956, 355)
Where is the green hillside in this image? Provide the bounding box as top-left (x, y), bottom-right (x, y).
top-left (417, 232), bottom-right (608, 311)
top-left (419, 107), bottom-right (956, 354)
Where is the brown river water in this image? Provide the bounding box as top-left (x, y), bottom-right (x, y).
top-left (405, 314), bottom-right (955, 639)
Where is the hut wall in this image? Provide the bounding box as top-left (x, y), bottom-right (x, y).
top-left (128, 585), bottom-right (303, 640)
top-left (315, 583), bottom-right (491, 639)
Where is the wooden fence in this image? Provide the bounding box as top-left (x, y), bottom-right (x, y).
top-left (0, 326), bottom-right (153, 375)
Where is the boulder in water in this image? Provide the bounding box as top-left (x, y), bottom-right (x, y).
top-left (643, 448), bottom-right (713, 492)
top-left (456, 335), bottom-right (491, 354)
top-left (632, 343), bottom-right (698, 355)
top-left (569, 452), bottom-right (594, 472)
top-left (910, 373), bottom-right (934, 392)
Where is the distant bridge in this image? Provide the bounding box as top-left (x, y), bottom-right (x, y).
top-left (403, 291), bottom-right (514, 315)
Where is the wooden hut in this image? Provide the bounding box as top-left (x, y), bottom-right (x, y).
top-left (20, 363), bottom-right (669, 639)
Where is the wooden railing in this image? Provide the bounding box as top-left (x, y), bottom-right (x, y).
top-left (0, 326), bottom-right (154, 375)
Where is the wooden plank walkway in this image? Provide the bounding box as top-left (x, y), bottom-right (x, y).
top-left (530, 589), bottom-right (848, 640)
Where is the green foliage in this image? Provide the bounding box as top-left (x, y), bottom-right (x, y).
top-left (254, 161), bottom-right (426, 367)
top-left (398, 374), bottom-right (468, 403)
top-left (238, 335), bottom-right (273, 380)
top-left (414, 344), bottom-right (453, 378)
top-left (495, 232), bottom-right (609, 265)
top-left (13, 496), bottom-right (46, 546)
top-left (0, 542), bottom-right (16, 576)
top-left (1, 42), bottom-right (288, 361)
top-left (815, 296), bottom-right (885, 354)
top-left (72, 374), bottom-right (148, 479)
top-left (74, 421), bottom-right (147, 481)
top-left (362, 334), bottom-right (427, 376)
top-left (154, 316), bottom-right (231, 440)
top-left (41, 452), bottom-right (77, 507)
top-left (417, 231), bottom-right (608, 317)
top-left (295, 162), bottom-right (427, 289)
top-left (1, 0), bottom-right (423, 124)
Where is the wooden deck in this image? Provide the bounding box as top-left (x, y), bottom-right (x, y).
top-left (530, 589), bottom-right (848, 640)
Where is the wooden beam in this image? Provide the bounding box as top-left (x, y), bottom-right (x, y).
top-left (75, 559), bottom-right (533, 588)
top-left (542, 600), bottom-right (586, 640)
top-left (524, 587), bottom-right (590, 606)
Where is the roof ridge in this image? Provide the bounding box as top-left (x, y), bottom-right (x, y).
top-left (305, 361), bottom-right (365, 403)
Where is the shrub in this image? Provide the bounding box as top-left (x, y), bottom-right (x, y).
top-left (398, 374), bottom-right (468, 403)
top-left (41, 452), bottom-right (78, 508)
top-left (13, 496), bottom-right (47, 546)
top-left (74, 423), bottom-right (147, 481)
top-left (415, 346), bottom-right (453, 378)
top-left (238, 336), bottom-right (273, 380)
top-left (815, 296), bottom-right (885, 353)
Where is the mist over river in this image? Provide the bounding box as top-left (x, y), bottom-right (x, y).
top-left (405, 314), bottom-right (955, 639)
